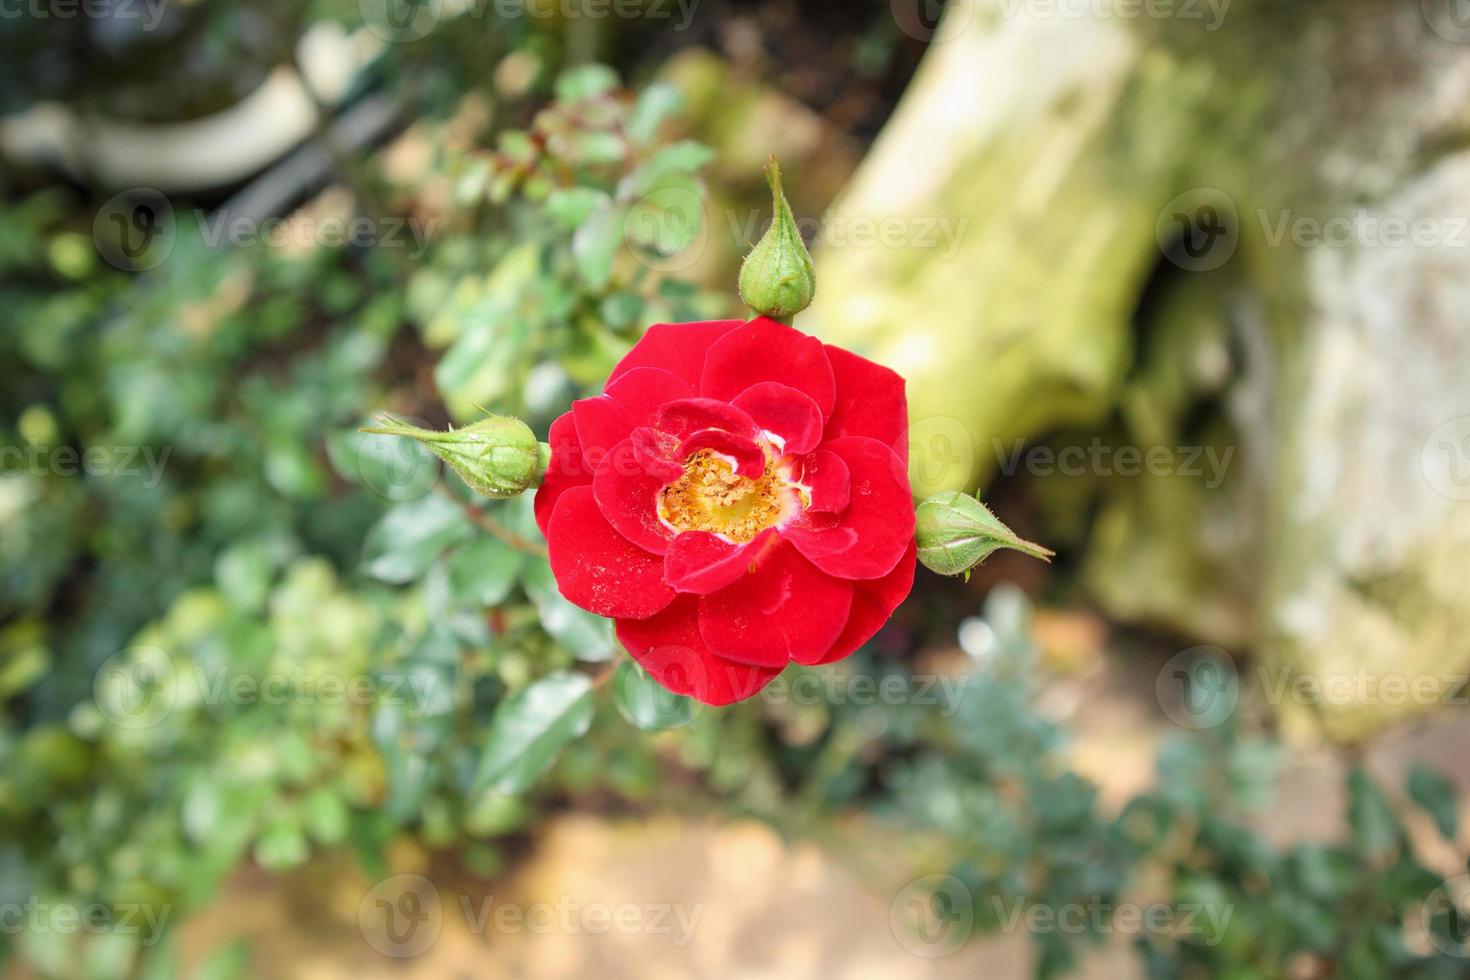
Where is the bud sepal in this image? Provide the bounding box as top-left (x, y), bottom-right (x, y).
top-left (362, 414), bottom-right (550, 499)
top-left (738, 158), bottom-right (816, 322)
top-left (915, 491), bottom-right (1053, 578)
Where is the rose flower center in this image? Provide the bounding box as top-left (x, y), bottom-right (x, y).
top-left (658, 449), bottom-right (801, 543)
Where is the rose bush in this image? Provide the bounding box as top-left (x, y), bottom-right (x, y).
top-left (535, 316), bottom-right (916, 704)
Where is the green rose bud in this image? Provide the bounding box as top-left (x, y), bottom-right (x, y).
top-left (915, 491), bottom-right (1053, 577)
top-left (738, 158), bottom-right (816, 322)
top-left (362, 414), bottom-right (551, 499)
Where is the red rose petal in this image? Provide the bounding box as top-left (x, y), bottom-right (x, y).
top-left (797, 540), bottom-right (916, 666)
top-left (629, 427), bottom-right (683, 482)
top-left (616, 596), bottom-right (782, 706)
top-left (677, 428), bottom-right (765, 479)
top-left (593, 437), bottom-right (676, 556)
top-left (823, 345), bottom-right (908, 457)
top-left (650, 398), bottom-right (761, 441)
top-left (664, 528), bottom-right (777, 594)
top-left (547, 486), bottom-right (674, 619)
top-left (698, 540), bottom-right (853, 667)
top-left (571, 396), bottom-right (635, 470)
top-left (608, 320), bottom-right (743, 390)
top-left (732, 382), bottom-right (825, 456)
top-left (783, 437), bottom-right (914, 580)
top-left (793, 449), bottom-right (851, 514)
top-left (700, 317), bottom-right (837, 417)
top-left (603, 367), bottom-right (694, 425)
top-left (534, 412), bottom-right (592, 536)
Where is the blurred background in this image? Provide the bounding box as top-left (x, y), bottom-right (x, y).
top-left (4, 0), bottom-right (1470, 977)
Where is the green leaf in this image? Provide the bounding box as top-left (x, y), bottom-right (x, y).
top-left (614, 660), bottom-right (698, 730)
top-left (195, 941), bottom-right (251, 980)
top-left (1407, 764), bottom-right (1458, 840)
top-left (545, 187), bottom-right (611, 229)
top-left (571, 205), bottom-right (625, 291)
top-left (620, 141), bottom-right (714, 197)
top-left (362, 495), bottom-right (472, 584)
top-left (472, 672), bottom-right (594, 795)
top-left (254, 820), bottom-right (308, 871)
top-left (447, 536), bottom-right (524, 606)
top-left (626, 83), bottom-right (683, 145)
top-left (1347, 767), bottom-right (1401, 862)
top-left (554, 64), bottom-right (619, 102)
top-left (301, 787), bottom-right (350, 846)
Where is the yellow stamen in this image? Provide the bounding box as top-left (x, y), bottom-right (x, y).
top-left (659, 450), bottom-right (796, 542)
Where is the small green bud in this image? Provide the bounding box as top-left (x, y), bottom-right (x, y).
top-left (738, 158), bottom-right (816, 322)
top-left (362, 414), bottom-right (550, 499)
top-left (915, 491), bottom-right (1053, 577)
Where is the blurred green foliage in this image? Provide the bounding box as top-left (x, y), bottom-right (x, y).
top-left (1, 11), bottom-right (1466, 980)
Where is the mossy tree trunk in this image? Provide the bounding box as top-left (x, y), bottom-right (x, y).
top-left (807, 0), bottom-right (1470, 740)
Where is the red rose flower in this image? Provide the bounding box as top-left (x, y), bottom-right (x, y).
top-left (534, 317), bottom-right (916, 705)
